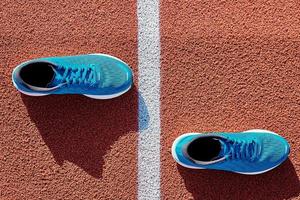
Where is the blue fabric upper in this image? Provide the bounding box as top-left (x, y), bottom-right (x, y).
top-left (174, 131), bottom-right (290, 174)
top-left (12, 54), bottom-right (133, 95)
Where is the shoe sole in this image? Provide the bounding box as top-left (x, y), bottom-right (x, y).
top-left (12, 53), bottom-right (133, 99)
top-left (171, 129), bottom-right (284, 175)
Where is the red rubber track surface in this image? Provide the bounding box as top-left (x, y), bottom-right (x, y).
top-left (0, 0), bottom-right (138, 199)
top-left (161, 1), bottom-right (300, 199)
top-left (1, 0), bottom-right (300, 199)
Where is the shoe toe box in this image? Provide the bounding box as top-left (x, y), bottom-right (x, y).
top-left (260, 134), bottom-right (290, 166)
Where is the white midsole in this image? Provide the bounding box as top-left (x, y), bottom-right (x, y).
top-left (13, 80), bottom-right (131, 99)
top-left (83, 85), bottom-right (131, 99)
top-left (171, 129), bottom-right (283, 175)
top-left (89, 53), bottom-right (129, 66)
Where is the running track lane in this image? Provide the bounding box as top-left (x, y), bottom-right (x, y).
top-left (160, 0), bottom-right (300, 199)
top-left (1, 0), bottom-right (300, 199)
top-left (0, 0), bottom-right (138, 199)
top-left (137, 0), bottom-right (161, 199)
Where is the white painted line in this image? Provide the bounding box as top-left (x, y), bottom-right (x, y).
top-left (137, 0), bottom-right (161, 199)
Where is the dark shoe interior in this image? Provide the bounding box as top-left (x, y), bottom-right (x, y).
top-left (19, 62), bottom-right (54, 87)
top-left (187, 137), bottom-right (221, 162)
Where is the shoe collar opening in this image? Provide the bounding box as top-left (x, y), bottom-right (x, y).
top-left (15, 60), bottom-right (63, 92)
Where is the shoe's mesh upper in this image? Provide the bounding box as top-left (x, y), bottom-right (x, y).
top-left (101, 64), bottom-right (127, 88)
top-left (174, 131), bottom-right (289, 174)
top-left (12, 54), bottom-right (132, 95)
top-left (47, 55), bottom-right (128, 88)
top-left (260, 135), bottom-right (288, 162)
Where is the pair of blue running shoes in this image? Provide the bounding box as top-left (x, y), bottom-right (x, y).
top-left (12, 54), bottom-right (290, 175)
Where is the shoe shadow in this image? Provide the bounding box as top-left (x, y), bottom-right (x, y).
top-left (178, 159), bottom-right (299, 200)
top-left (21, 85), bottom-right (148, 179)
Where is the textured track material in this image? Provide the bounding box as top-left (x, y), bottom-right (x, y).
top-left (1, 0), bottom-right (300, 199)
top-left (161, 1), bottom-right (300, 199)
top-left (0, 0), bottom-right (138, 199)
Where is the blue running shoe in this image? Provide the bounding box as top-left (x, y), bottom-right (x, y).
top-left (12, 54), bottom-right (133, 99)
top-left (172, 129), bottom-right (290, 175)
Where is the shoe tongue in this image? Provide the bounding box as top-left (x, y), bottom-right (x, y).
top-left (218, 139), bottom-right (228, 158)
top-left (211, 138), bottom-right (227, 160)
top-left (46, 65), bottom-right (64, 88)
